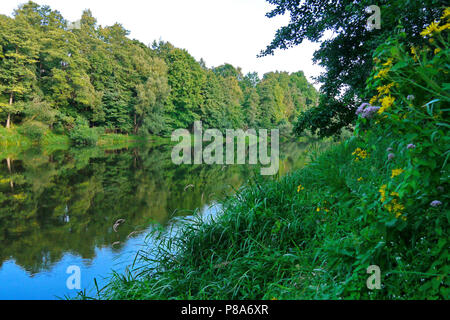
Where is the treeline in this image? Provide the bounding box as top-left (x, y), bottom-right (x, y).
top-left (0, 1), bottom-right (318, 141)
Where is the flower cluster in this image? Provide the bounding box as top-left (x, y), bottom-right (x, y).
top-left (385, 197), bottom-right (406, 219)
top-left (379, 185), bottom-right (406, 220)
top-left (377, 82), bottom-right (395, 95)
top-left (379, 184), bottom-right (387, 202)
top-left (430, 200), bottom-right (442, 207)
top-left (420, 17), bottom-right (450, 38)
top-left (352, 148), bottom-right (368, 161)
top-left (391, 168), bottom-right (404, 179)
top-left (374, 67), bottom-right (391, 79)
top-left (356, 103), bottom-right (380, 119)
top-left (379, 95), bottom-right (396, 114)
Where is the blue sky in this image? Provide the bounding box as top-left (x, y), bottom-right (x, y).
top-left (1, 0), bottom-right (324, 87)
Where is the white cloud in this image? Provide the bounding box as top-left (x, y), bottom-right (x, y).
top-left (1, 0), bottom-right (324, 88)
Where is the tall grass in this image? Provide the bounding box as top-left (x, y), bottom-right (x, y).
top-left (79, 127), bottom-right (447, 300)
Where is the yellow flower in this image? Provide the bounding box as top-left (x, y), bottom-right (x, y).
top-left (381, 95), bottom-right (395, 108)
top-left (394, 202), bottom-right (405, 212)
top-left (377, 83), bottom-right (395, 95)
top-left (352, 148), bottom-right (368, 161)
top-left (382, 58), bottom-right (394, 66)
top-left (391, 169), bottom-right (404, 179)
top-left (297, 184), bottom-right (305, 192)
top-left (420, 21), bottom-right (440, 37)
top-left (379, 185), bottom-right (387, 202)
top-left (316, 208), bottom-right (321, 212)
top-left (390, 192), bottom-right (400, 197)
top-left (378, 95), bottom-right (395, 114)
top-left (374, 67), bottom-right (391, 79)
top-left (370, 96), bottom-right (378, 105)
top-left (358, 177), bottom-right (364, 182)
top-left (438, 23), bottom-right (450, 32)
top-left (384, 196), bottom-right (405, 218)
top-left (411, 46), bottom-right (419, 62)
top-left (435, 48), bottom-right (441, 54)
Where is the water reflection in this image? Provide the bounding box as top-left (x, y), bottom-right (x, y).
top-left (0, 140), bottom-right (322, 299)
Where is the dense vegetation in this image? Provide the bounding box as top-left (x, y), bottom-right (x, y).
top-left (86, 9), bottom-right (449, 300)
top-left (0, 1), bottom-right (318, 146)
top-left (262, 0), bottom-right (445, 137)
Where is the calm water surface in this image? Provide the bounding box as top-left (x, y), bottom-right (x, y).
top-left (0, 140), bottom-right (321, 299)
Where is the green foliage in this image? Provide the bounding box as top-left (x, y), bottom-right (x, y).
top-left (0, 2), bottom-right (318, 138)
top-left (263, 0), bottom-right (445, 137)
top-left (17, 119), bottom-right (47, 140)
top-left (68, 118), bottom-right (99, 146)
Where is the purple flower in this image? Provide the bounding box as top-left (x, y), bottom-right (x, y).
top-left (356, 103), bottom-right (370, 116)
top-left (361, 106), bottom-right (380, 119)
top-left (407, 95), bottom-right (415, 101)
top-left (430, 200), bottom-right (442, 207)
top-left (407, 144), bottom-right (416, 150)
top-left (388, 153), bottom-right (395, 160)
top-left (356, 103), bottom-right (380, 119)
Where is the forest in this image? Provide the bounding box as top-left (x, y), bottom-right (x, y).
top-left (0, 1), bottom-right (318, 146)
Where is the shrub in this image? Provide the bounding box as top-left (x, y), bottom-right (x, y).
top-left (17, 120), bottom-right (48, 141)
top-left (68, 118), bottom-right (99, 146)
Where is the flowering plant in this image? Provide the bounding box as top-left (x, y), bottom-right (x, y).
top-left (349, 11), bottom-right (449, 298)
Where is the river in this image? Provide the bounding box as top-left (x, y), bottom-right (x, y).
top-left (0, 139), bottom-right (329, 299)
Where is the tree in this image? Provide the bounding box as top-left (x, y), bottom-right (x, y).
top-left (201, 70), bottom-right (227, 129)
top-left (134, 57), bottom-right (170, 135)
top-left (156, 42), bottom-right (206, 130)
top-left (0, 12), bottom-right (39, 128)
top-left (262, 0), bottom-right (445, 137)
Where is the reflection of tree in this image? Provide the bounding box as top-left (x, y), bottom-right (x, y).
top-left (0, 145), bottom-right (252, 274)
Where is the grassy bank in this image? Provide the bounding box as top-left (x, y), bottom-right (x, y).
top-left (76, 133), bottom-right (446, 300)
top-left (0, 126), bottom-right (155, 150)
top-left (79, 129), bottom-right (447, 300)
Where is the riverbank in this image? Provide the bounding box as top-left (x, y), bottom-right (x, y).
top-left (0, 126), bottom-right (170, 158)
top-left (77, 125), bottom-right (447, 300)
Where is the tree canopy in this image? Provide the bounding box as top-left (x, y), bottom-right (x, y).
top-left (262, 0), bottom-right (445, 137)
top-left (0, 1), bottom-right (319, 137)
